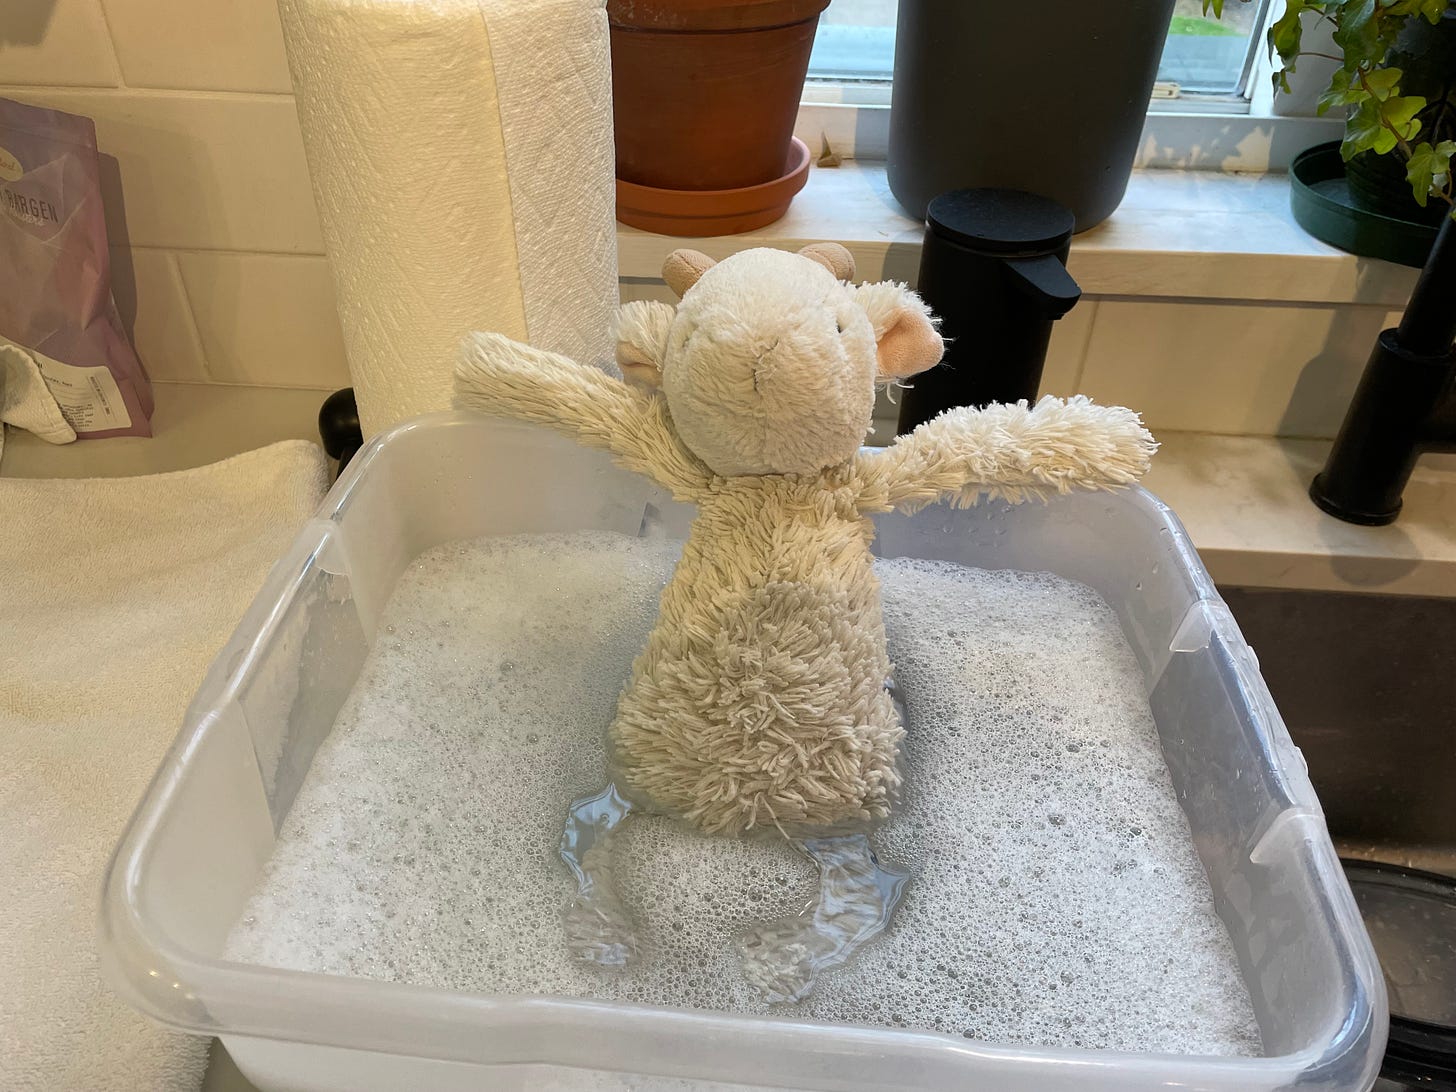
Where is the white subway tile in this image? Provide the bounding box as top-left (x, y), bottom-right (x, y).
top-left (176, 251), bottom-right (347, 389)
top-left (1, 88), bottom-right (320, 252)
top-left (99, 0), bottom-right (293, 93)
top-left (1078, 300), bottom-right (1389, 438)
top-left (0, 0), bottom-right (118, 87)
top-left (109, 245), bottom-right (209, 381)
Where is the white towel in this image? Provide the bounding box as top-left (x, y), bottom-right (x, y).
top-left (0, 441), bottom-right (328, 1091)
top-left (0, 336), bottom-right (76, 468)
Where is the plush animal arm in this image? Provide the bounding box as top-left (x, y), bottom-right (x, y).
top-left (455, 331), bottom-right (710, 501)
top-left (855, 396), bottom-right (1156, 513)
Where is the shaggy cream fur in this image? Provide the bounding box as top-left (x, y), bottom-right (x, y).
top-left (455, 244), bottom-right (1156, 835)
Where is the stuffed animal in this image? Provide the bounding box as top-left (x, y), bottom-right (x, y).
top-left (455, 243), bottom-right (1155, 999)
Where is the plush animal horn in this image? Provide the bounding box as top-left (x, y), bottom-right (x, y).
top-left (662, 249), bottom-right (716, 298)
top-left (798, 242), bottom-right (856, 281)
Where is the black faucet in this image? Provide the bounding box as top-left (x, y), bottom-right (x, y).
top-left (319, 388), bottom-right (363, 475)
top-left (1310, 213), bottom-right (1456, 525)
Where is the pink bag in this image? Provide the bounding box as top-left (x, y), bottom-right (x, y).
top-left (0, 96), bottom-right (152, 438)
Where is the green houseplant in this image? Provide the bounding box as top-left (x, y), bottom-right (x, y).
top-left (1211, 0), bottom-right (1455, 219)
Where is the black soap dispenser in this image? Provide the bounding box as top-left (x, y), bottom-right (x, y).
top-left (896, 189), bottom-right (1081, 436)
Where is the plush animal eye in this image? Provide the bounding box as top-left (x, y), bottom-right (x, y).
top-left (835, 319), bottom-right (844, 334)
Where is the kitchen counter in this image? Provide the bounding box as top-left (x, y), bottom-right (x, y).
top-left (8, 384), bottom-right (1446, 1092)
top-left (1144, 431), bottom-right (1455, 597)
top-left (0, 382), bottom-right (325, 478)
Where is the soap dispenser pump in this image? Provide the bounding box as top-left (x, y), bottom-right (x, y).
top-left (896, 188), bottom-right (1081, 435)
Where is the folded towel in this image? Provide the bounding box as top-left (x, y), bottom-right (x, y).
top-left (0, 335), bottom-right (76, 467)
top-left (0, 441), bottom-right (328, 1091)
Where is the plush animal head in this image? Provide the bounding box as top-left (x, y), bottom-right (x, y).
top-left (615, 244), bottom-right (943, 477)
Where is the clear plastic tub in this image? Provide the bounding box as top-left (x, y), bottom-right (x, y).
top-left (99, 412), bottom-right (1387, 1092)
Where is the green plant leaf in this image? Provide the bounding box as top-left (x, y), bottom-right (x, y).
top-left (1269, 0), bottom-right (1306, 66)
top-left (1202, 0), bottom-right (1224, 15)
top-left (1362, 66), bottom-right (1403, 100)
top-left (1383, 94), bottom-right (1427, 139)
top-left (1405, 140), bottom-right (1456, 206)
top-left (1332, 0), bottom-right (1381, 66)
top-left (1345, 100), bottom-right (1399, 156)
top-left (1317, 67), bottom-right (1369, 115)
top-left (1418, 0), bottom-right (1449, 22)
top-left (1376, 10), bottom-right (1409, 59)
top-left (1343, 92), bottom-right (1427, 158)
top-left (1388, 0), bottom-right (1449, 21)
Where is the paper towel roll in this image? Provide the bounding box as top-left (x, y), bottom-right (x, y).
top-left (278, 0), bottom-right (619, 437)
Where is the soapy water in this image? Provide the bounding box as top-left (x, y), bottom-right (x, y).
top-left (561, 672), bottom-right (916, 1001)
top-left (561, 782), bottom-right (911, 1002)
top-left (226, 531), bottom-right (1263, 1055)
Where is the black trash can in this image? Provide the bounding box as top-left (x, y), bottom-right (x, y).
top-left (887, 0), bottom-right (1177, 230)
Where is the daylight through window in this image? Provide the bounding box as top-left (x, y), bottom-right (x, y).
top-left (808, 0), bottom-right (1274, 98)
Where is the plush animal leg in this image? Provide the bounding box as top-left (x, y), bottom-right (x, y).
top-left (739, 834), bottom-right (910, 1003)
top-left (559, 783), bottom-right (638, 967)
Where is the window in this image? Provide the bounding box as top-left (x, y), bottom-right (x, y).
top-left (809, 1), bottom-right (898, 82)
top-left (1160, 0), bottom-right (1266, 96)
top-left (809, 0), bottom-right (1274, 101)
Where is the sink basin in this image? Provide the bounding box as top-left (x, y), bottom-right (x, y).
top-left (1219, 587), bottom-right (1456, 876)
top-left (1221, 586), bottom-right (1456, 1091)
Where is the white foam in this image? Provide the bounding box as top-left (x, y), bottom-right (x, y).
top-left (227, 531), bottom-right (1262, 1055)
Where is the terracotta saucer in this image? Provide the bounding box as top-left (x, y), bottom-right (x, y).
top-left (616, 137), bottom-right (811, 237)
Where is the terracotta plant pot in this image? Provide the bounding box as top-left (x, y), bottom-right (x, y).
top-left (617, 136), bottom-right (811, 236)
top-left (608, 0), bottom-right (828, 234)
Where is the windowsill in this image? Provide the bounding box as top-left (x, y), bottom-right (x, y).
top-left (617, 160), bottom-right (1420, 308)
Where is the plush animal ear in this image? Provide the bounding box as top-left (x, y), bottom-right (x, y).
top-left (662, 249), bottom-right (716, 299)
top-left (613, 300), bottom-right (675, 388)
top-left (852, 281), bottom-right (944, 379)
top-left (798, 242), bottom-right (856, 281)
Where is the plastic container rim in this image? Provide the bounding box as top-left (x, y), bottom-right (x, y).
top-left (95, 411), bottom-right (1386, 1085)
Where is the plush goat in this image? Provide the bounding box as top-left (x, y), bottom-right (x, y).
top-left (455, 243), bottom-right (1155, 999)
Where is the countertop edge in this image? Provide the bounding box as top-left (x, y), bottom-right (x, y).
top-left (5, 383), bottom-right (1452, 598)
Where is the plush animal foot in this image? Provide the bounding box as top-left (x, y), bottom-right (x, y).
top-left (560, 783), bottom-right (639, 967)
top-left (563, 894), bottom-right (638, 967)
top-left (738, 833), bottom-right (910, 1003)
top-left (740, 920), bottom-right (831, 1003)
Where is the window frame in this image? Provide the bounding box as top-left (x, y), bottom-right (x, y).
top-left (808, 0), bottom-right (1274, 99)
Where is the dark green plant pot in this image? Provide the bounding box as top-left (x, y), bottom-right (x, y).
top-left (1291, 142), bottom-right (1442, 268)
top-left (1346, 149), bottom-right (1449, 227)
top-left (1344, 8), bottom-right (1456, 225)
